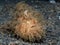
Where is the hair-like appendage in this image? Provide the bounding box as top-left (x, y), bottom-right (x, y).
top-left (14, 2), bottom-right (46, 42)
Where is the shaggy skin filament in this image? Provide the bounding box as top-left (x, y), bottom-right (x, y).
top-left (14, 2), bottom-right (46, 42)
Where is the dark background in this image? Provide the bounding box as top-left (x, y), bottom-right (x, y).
top-left (0, 0), bottom-right (60, 3)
